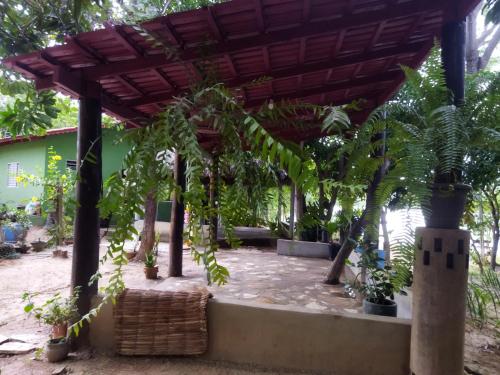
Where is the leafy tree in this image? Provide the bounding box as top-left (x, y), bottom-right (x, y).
top-left (464, 71), bottom-right (500, 269)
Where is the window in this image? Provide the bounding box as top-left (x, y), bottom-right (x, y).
top-left (66, 160), bottom-right (77, 170)
top-left (7, 162), bottom-right (19, 188)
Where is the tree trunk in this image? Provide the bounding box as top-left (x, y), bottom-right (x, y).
top-left (484, 190), bottom-right (499, 270)
top-left (325, 132), bottom-right (388, 284)
top-left (491, 221), bottom-right (499, 270)
top-left (135, 190), bottom-right (157, 262)
top-left (324, 215), bottom-right (365, 285)
top-left (466, 3), bottom-right (480, 73)
top-left (381, 206), bottom-right (391, 265)
top-left (55, 184), bottom-right (64, 246)
top-left (289, 184), bottom-right (295, 239)
top-left (209, 154), bottom-right (219, 246)
top-left (465, 1), bottom-right (500, 73)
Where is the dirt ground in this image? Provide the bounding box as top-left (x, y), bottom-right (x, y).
top-left (0, 227), bottom-right (499, 375)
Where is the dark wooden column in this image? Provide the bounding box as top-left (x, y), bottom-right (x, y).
top-left (442, 19), bottom-right (466, 106)
top-left (168, 151), bottom-right (186, 277)
top-left (71, 92), bottom-right (102, 339)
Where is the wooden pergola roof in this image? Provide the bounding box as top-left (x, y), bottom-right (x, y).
top-left (2, 0), bottom-right (479, 142)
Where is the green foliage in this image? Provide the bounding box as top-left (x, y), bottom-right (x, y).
top-left (22, 287), bottom-right (80, 327)
top-left (389, 220), bottom-right (416, 292)
top-left (144, 252), bottom-right (156, 268)
top-left (467, 262), bottom-right (500, 328)
top-left (354, 250), bottom-right (396, 304)
top-left (17, 147), bottom-right (75, 246)
top-left (0, 90), bottom-right (60, 136)
top-left (376, 51), bottom-right (500, 219)
top-left (484, 0), bottom-right (500, 24)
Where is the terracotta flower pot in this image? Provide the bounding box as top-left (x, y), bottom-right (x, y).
top-left (60, 250), bottom-right (68, 258)
top-left (144, 265), bottom-right (159, 280)
top-left (52, 323), bottom-right (68, 339)
top-left (52, 249), bottom-right (61, 257)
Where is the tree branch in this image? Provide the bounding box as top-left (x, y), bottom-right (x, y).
top-left (477, 25), bottom-right (498, 46)
top-left (479, 26), bottom-right (500, 70)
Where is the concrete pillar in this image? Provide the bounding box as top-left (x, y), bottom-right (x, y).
top-left (410, 227), bottom-right (469, 375)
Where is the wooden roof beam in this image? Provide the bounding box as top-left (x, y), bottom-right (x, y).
top-left (35, 66), bottom-right (149, 126)
top-left (206, 7), bottom-right (224, 40)
top-left (254, 0), bottom-right (266, 33)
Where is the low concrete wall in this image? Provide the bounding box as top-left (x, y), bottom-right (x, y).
top-left (277, 239), bottom-right (330, 259)
top-left (90, 296), bottom-right (411, 374)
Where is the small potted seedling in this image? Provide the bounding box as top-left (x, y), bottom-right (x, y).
top-left (144, 252), bottom-right (158, 279)
top-left (22, 288), bottom-right (80, 362)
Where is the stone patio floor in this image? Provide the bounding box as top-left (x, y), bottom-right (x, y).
top-left (121, 242), bottom-right (361, 314)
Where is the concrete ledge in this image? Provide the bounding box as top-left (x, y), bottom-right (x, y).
top-left (90, 295), bottom-right (411, 374)
top-left (277, 239), bottom-right (330, 259)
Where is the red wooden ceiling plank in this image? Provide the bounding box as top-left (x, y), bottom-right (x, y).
top-left (162, 18), bottom-right (184, 47)
top-left (104, 22), bottom-right (143, 57)
top-left (150, 68), bottom-right (177, 89)
top-left (244, 71), bottom-right (397, 107)
top-left (225, 55), bottom-right (238, 77)
top-left (375, 39), bottom-right (434, 106)
top-left (63, 36), bottom-right (100, 63)
top-left (115, 75), bottom-right (144, 96)
top-left (299, 37), bottom-right (307, 65)
top-left (80, 0), bottom-right (437, 80)
top-left (119, 43), bottom-right (423, 107)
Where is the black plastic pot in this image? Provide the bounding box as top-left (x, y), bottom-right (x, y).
top-left (363, 298), bottom-right (397, 317)
top-left (424, 183), bottom-right (471, 229)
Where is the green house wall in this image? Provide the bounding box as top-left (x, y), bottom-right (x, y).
top-left (0, 129), bottom-right (130, 207)
top-left (0, 140), bottom-right (46, 206)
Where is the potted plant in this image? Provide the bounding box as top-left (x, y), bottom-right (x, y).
top-left (31, 238), bottom-right (48, 252)
top-left (22, 288), bottom-right (80, 362)
top-left (353, 249), bottom-right (398, 317)
top-left (380, 60), bottom-right (486, 229)
top-left (144, 252), bottom-right (158, 279)
top-left (45, 337), bottom-right (69, 363)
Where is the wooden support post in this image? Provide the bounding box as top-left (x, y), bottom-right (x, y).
top-left (442, 19), bottom-right (466, 106)
top-left (71, 93), bottom-right (102, 344)
top-left (168, 151), bottom-right (186, 277)
top-left (209, 154), bottom-right (220, 245)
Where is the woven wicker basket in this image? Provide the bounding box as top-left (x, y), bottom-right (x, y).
top-left (114, 288), bottom-right (211, 356)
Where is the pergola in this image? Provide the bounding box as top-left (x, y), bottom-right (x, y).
top-left (2, 0), bottom-right (480, 373)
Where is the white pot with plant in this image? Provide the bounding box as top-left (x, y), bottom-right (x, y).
top-left (22, 288), bottom-right (80, 362)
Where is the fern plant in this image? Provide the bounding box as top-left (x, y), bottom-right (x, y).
top-left (376, 49), bottom-right (500, 217)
